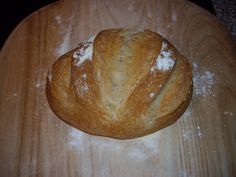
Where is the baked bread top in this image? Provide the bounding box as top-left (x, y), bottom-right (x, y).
top-left (46, 29), bottom-right (192, 139)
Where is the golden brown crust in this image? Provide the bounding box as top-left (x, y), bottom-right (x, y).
top-left (46, 29), bottom-right (192, 139)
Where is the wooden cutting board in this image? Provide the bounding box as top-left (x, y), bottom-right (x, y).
top-left (0, 0), bottom-right (236, 177)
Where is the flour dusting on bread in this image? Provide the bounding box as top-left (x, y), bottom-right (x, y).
top-left (151, 41), bottom-right (175, 71)
top-left (73, 36), bottom-right (96, 66)
top-left (77, 82), bottom-right (89, 95)
top-left (149, 92), bottom-right (155, 98)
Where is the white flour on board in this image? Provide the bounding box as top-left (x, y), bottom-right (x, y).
top-left (67, 127), bottom-right (160, 161)
top-left (171, 11), bottom-right (177, 22)
top-left (179, 108), bottom-right (193, 141)
top-left (224, 111), bottom-right (235, 120)
top-left (147, 11), bottom-right (152, 18)
top-left (68, 127), bottom-right (84, 148)
top-left (54, 15), bottom-right (72, 56)
top-left (224, 111), bottom-right (234, 116)
top-left (179, 107), bottom-right (203, 141)
top-left (179, 61), bottom-right (216, 141)
top-left (55, 15), bottom-right (62, 25)
top-left (128, 5), bottom-right (135, 11)
top-left (192, 62), bottom-right (215, 97)
top-left (35, 80), bottom-right (44, 88)
top-left (127, 1), bottom-right (135, 11)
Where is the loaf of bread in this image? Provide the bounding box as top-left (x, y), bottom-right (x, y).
top-left (46, 29), bottom-right (192, 139)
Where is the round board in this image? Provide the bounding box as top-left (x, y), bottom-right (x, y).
top-left (0, 0), bottom-right (236, 176)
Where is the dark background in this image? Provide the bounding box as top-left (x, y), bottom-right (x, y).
top-left (0, 0), bottom-right (215, 49)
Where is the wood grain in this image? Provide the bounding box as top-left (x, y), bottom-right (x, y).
top-left (0, 0), bottom-right (236, 177)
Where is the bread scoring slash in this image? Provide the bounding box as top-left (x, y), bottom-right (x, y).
top-left (46, 29), bottom-right (192, 139)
